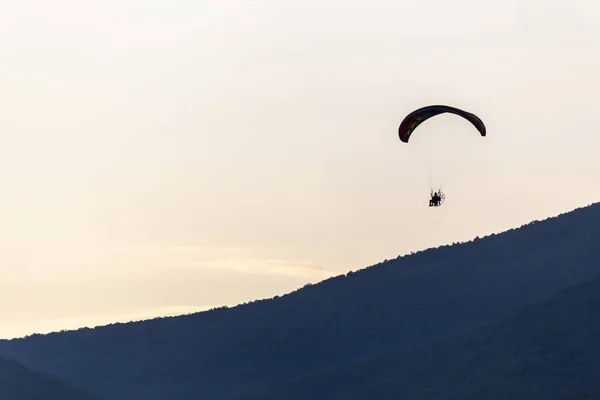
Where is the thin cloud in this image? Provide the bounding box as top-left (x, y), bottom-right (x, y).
top-left (99, 245), bottom-right (339, 280)
top-left (196, 257), bottom-right (337, 280)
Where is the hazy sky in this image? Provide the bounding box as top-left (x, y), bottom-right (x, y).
top-left (1, 0), bottom-right (599, 339)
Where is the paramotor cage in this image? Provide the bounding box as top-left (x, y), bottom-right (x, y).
top-left (437, 192), bottom-right (445, 206)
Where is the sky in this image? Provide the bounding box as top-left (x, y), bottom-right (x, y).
top-left (1, 0), bottom-right (599, 339)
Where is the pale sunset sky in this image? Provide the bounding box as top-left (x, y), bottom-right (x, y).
top-left (1, 0), bottom-right (599, 338)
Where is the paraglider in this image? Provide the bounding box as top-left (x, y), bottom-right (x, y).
top-left (398, 105), bottom-right (486, 207)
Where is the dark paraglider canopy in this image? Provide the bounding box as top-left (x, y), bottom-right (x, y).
top-left (398, 105), bottom-right (486, 143)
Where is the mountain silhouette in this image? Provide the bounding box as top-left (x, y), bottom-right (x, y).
top-left (0, 356), bottom-right (101, 400)
top-left (0, 202), bottom-right (599, 399)
top-left (229, 272), bottom-right (600, 400)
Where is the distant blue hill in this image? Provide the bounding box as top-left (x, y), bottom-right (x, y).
top-left (0, 356), bottom-right (100, 400)
top-left (1, 202), bottom-right (599, 400)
